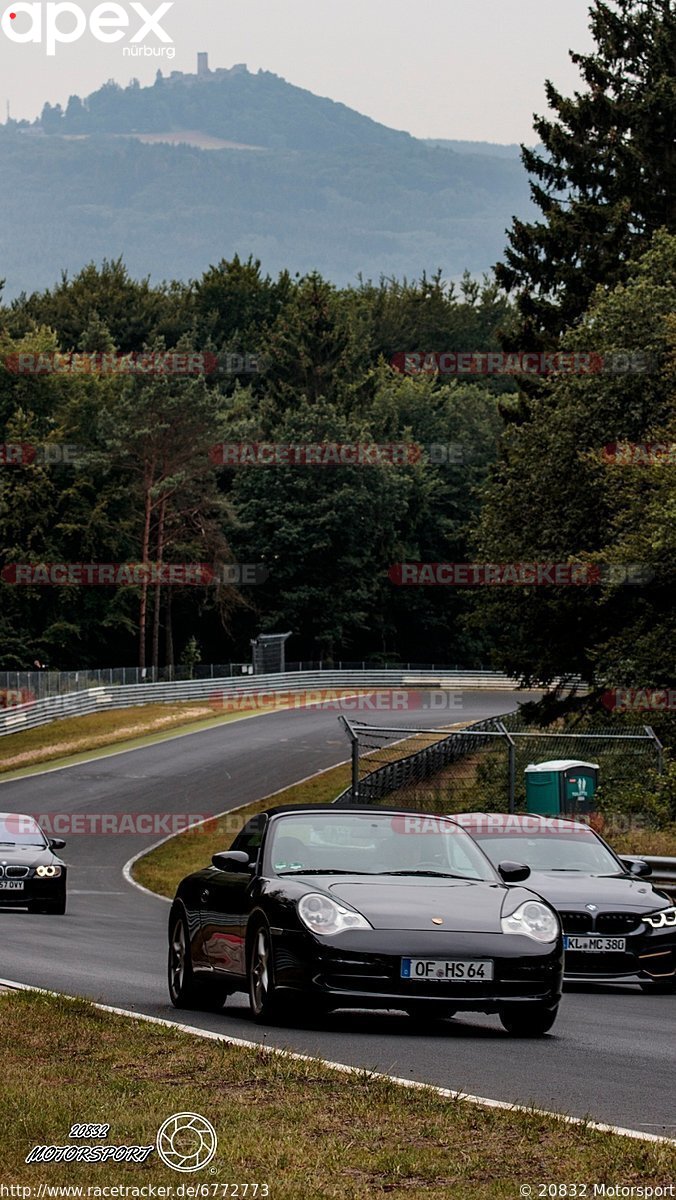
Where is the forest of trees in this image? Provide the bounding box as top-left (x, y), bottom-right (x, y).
top-left (0, 0), bottom-right (674, 716)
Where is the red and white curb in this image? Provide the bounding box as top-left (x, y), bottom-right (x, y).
top-left (1, 978), bottom-right (674, 1146)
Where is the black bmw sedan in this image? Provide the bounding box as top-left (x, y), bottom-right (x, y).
top-left (168, 805), bottom-right (563, 1035)
top-left (0, 813), bottom-right (67, 914)
top-left (457, 813), bottom-right (676, 992)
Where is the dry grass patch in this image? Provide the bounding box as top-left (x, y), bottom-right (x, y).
top-left (0, 701), bottom-right (255, 773)
top-left (0, 990), bottom-right (674, 1199)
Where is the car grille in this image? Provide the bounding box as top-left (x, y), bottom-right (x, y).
top-left (596, 912), bottom-right (642, 935)
top-left (2, 866), bottom-right (30, 879)
top-left (560, 912), bottom-right (593, 934)
top-left (559, 911), bottom-right (642, 935)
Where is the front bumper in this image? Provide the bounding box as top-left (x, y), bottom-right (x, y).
top-left (272, 928), bottom-right (563, 1012)
top-left (0, 878), bottom-right (66, 907)
top-left (562, 931), bottom-right (676, 984)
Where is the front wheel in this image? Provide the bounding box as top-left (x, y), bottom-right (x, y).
top-left (168, 912), bottom-right (228, 1011)
top-left (248, 923), bottom-right (288, 1023)
top-left (499, 1003), bottom-right (559, 1037)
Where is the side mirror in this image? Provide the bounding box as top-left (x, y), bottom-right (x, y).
top-left (621, 857), bottom-right (652, 878)
top-left (212, 851), bottom-right (251, 873)
top-left (49, 838), bottom-right (66, 851)
top-left (498, 860), bottom-right (531, 883)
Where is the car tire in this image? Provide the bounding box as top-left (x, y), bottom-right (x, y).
top-left (248, 921), bottom-right (288, 1023)
top-left (28, 895), bottom-right (66, 915)
top-left (640, 977), bottom-right (676, 994)
top-left (499, 1003), bottom-right (559, 1036)
top-left (168, 911), bottom-right (228, 1011)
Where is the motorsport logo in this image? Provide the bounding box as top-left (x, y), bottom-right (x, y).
top-left (0, 2), bottom-right (175, 57)
top-left (25, 1113), bottom-right (217, 1172)
top-left (156, 1113), bottom-right (218, 1173)
top-left (25, 1121), bottom-right (154, 1165)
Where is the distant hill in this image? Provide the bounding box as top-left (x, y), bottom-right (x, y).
top-left (0, 63), bottom-right (534, 297)
top-left (424, 139), bottom-right (525, 159)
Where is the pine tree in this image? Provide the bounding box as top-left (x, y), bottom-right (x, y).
top-left (496, 0), bottom-right (676, 341)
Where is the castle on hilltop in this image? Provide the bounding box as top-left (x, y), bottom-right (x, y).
top-left (164, 53), bottom-right (248, 85)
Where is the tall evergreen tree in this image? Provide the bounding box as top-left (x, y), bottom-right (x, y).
top-left (496, 0), bottom-right (676, 341)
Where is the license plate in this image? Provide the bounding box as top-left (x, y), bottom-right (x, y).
top-left (0, 881), bottom-right (24, 891)
top-left (401, 958), bottom-right (493, 981)
top-left (564, 936), bottom-right (626, 953)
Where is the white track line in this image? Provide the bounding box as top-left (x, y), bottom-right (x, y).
top-left (0, 978), bottom-right (673, 1146)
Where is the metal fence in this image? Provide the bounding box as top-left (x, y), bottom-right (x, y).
top-left (0, 662), bottom-right (544, 704)
top-left (0, 669), bottom-right (533, 740)
top-left (337, 715), bottom-right (663, 814)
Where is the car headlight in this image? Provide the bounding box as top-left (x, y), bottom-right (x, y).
top-left (298, 893), bottom-right (372, 936)
top-left (502, 900), bottom-right (559, 943)
top-left (643, 905), bottom-right (676, 930)
top-left (36, 865), bottom-right (62, 878)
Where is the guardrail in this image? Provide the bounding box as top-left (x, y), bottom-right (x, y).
top-left (0, 661), bottom-right (537, 702)
top-left (639, 857), bottom-right (676, 899)
top-left (0, 670), bottom-right (533, 740)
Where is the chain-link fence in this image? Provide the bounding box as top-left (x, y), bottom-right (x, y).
top-left (337, 713), bottom-right (663, 822)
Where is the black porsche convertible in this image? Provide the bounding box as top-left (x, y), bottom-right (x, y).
top-left (457, 812), bottom-right (676, 992)
top-left (168, 805), bottom-right (564, 1035)
top-left (0, 813), bottom-right (67, 914)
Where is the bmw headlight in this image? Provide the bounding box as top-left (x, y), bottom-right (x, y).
top-left (643, 906), bottom-right (676, 930)
top-left (298, 893), bottom-right (372, 936)
top-left (502, 900), bottom-right (559, 943)
top-left (36, 865), bottom-right (62, 878)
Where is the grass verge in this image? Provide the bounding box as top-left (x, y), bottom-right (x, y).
top-left (1, 989), bottom-right (674, 1198)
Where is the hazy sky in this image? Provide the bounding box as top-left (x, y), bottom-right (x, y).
top-left (1, 0), bottom-right (595, 140)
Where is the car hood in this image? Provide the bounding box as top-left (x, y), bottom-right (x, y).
top-left (324, 877), bottom-right (514, 932)
top-left (524, 871), bottom-right (670, 912)
top-left (0, 846), bottom-right (61, 869)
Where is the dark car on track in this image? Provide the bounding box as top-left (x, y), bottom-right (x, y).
top-left (456, 813), bottom-right (676, 992)
top-left (0, 813), bottom-right (67, 914)
top-left (168, 805), bottom-right (564, 1035)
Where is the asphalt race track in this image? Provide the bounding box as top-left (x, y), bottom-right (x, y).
top-left (0, 691), bottom-right (674, 1136)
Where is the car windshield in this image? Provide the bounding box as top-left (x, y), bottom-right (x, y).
top-left (268, 812), bottom-right (496, 881)
top-left (472, 831), bottom-right (621, 874)
top-left (0, 817), bottom-right (47, 848)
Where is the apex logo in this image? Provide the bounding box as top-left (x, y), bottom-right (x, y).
top-left (1, 2), bottom-right (174, 55)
